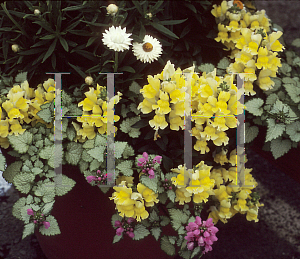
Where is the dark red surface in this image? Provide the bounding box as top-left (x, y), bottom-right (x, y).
top-left (35, 165), bottom-right (178, 259)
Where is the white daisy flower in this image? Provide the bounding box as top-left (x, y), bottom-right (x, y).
top-left (102, 26), bottom-right (132, 52)
top-left (132, 35), bottom-right (163, 63)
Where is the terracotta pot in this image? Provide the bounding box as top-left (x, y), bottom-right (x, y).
top-left (249, 128), bottom-right (300, 184)
top-left (34, 164), bottom-right (179, 259)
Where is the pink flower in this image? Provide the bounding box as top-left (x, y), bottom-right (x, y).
top-left (116, 227), bottom-right (124, 236)
top-left (97, 170), bottom-right (101, 174)
top-left (186, 222), bottom-right (198, 232)
top-left (195, 216), bottom-right (202, 226)
top-left (107, 173), bottom-right (113, 182)
top-left (203, 217), bottom-right (213, 228)
top-left (207, 226), bottom-right (219, 235)
top-left (127, 231), bottom-right (135, 239)
top-left (114, 220), bottom-right (122, 227)
top-left (203, 231), bottom-right (210, 238)
top-left (153, 155), bottom-right (162, 164)
top-left (198, 236), bottom-right (205, 246)
top-left (187, 242), bottom-right (194, 251)
top-left (86, 175), bottom-right (97, 183)
top-left (127, 217), bottom-right (135, 224)
top-left (27, 208), bottom-right (34, 216)
top-left (43, 221), bottom-right (50, 229)
top-left (148, 169), bottom-right (155, 179)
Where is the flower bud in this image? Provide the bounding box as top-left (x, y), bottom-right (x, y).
top-left (34, 220), bottom-right (37, 224)
top-left (11, 44), bottom-right (20, 53)
top-left (146, 13), bottom-right (152, 18)
top-left (85, 76), bottom-right (93, 85)
top-left (34, 9), bottom-right (41, 16)
top-left (107, 4), bottom-right (118, 15)
top-left (98, 177), bottom-right (102, 181)
top-left (169, 186), bottom-right (172, 190)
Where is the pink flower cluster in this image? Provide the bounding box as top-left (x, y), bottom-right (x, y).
top-left (114, 217), bottom-right (135, 239)
top-left (27, 208), bottom-right (50, 229)
top-left (86, 170), bottom-right (113, 185)
top-left (185, 217), bottom-right (218, 255)
top-left (137, 152), bottom-right (162, 179)
top-left (163, 179), bottom-right (173, 190)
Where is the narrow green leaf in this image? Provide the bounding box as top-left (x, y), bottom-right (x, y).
top-left (68, 62), bottom-right (86, 78)
top-left (42, 38), bottom-right (57, 63)
top-left (159, 19), bottom-right (188, 26)
top-left (59, 37), bottom-right (69, 52)
top-left (150, 22), bottom-right (179, 39)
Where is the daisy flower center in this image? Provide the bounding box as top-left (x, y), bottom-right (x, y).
top-left (142, 42), bottom-right (153, 52)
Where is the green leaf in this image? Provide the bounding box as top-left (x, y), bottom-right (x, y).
top-left (132, 224), bottom-right (150, 240)
top-left (266, 118), bottom-right (286, 142)
top-left (283, 83), bottom-right (300, 103)
top-left (42, 38), bottom-right (57, 63)
top-left (42, 201), bottom-right (55, 215)
top-left (198, 63), bottom-right (215, 73)
top-left (160, 216), bottom-right (170, 226)
top-left (90, 159), bottom-right (101, 171)
top-left (3, 161), bottom-right (23, 184)
top-left (66, 126), bottom-right (76, 141)
top-left (286, 121), bottom-right (300, 142)
top-left (132, 1), bottom-right (143, 15)
top-left (291, 38), bottom-right (300, 48)
top-left (122, 144), bottom-right (135, 159)
top-left (95, 134), bottom-right (107, 147)
top-left (140, 175), bottom-right (158, 193)
top-left (119, 66), bottom-right (135, 73)
top-left (8, 131), bottom-right (33, 154)
top-left (149, 210), bottom-right (159, 222)
top-left (150, 22), bottom-right (179, 39)
top-left (161, 235), bottom-right (176, 256)
top-left (266, 93), bottom-right (278, 105)
top-left (68, 62), bottom-right (86, 78)
top-left (37, 107), bottom-right (53, 123)
top-left (168, 208), bottom-right (189, 231)
top-left (131, 119), bottom-right (149, 129)
top-left (279, 63), bottom-right (292, 76)
top-left (191, 246), bottom-right (201, 258)
top-left (111, 213), bottom-right (122, 227)
top-left (0, 153), bottom-right (6, 171)
top-left (179, 250), bottom-right (192, 259)
top-left (32, 167), bottom-right (43, 175)
top-left (65, 142), bottom-right (83, 165)
top-left (87, 146), bottom-right (106, 163)
top-left (15, 72), bottom-right (27, 83)
top-left (158, 192), bottom-right (168, 204)
top-left (245, 124), bottom-right (259, 143)
top-left (39, 215), bottom-right (61, 236)
top-left (59, 37), bottom-right (69, 52)
top-left (40, 34), bottom-right (56, 40)
top-left (116, 160), bottom-right (133, 176)
top-left (217, 57), bottom-right (230, 70)
top-left (34, 159), bottom-right (44, 169)
top-left (167, 190), bottom-right (176, 203)
top-left (245, 98), bottom-right (264, 116)
top-left (114, 142), bottom-right (128, 159)
top-left (129, 81), bottom-right (141, 94)
top-left (54, 174), bottom-right (76, 196)
top-left (12, 197), bottom-right (26, 220)
top-left (151, 227), bottom-right (162, 241)
top-left (14, 173), bottom-right (35, 194)
top-left (270, 138), bottom-right (292, 159)
top-left (159, 19), bottom-right (188, 25)
top-left (113, 234), bottom-right (122, 243)
top-left (22, 223), bottom-right (35, 240)
top-left (39, 145), bottom-right (63, 168)
top-left (81, 149), bottom-right (93, 162)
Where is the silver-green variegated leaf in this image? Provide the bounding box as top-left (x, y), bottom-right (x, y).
top-left (83, 139), bottom-right (95, 149)
top-left (168, 208), bottom-right (189, 231)
top-left (21, 205), bottom-right (33, 224)
top-left (160, 216), bottom-right (170, 226)
top-left (111, 213), bottom-right (122, 227)
top-left (65, 142), bottom-right (83, 165)
top-left (39, 145), bottom-right (63, 168)
top-left (129, 81), bottom-right (141, 94)
top-left (151, 227), bottom-right (161, 241)
top-left (191, 246), bottom-right (201, 258)
top-left (132, 224), bottom-right (150, 241)
top-left (286, 121), bottom-right (300, 142)
top-left (160, 235), bottom-right (176, 256)
top-left (266, 119), bottom-right (286, 142)
top-left (245, 98), bottom-right (264, 116)
top-left (198, 63), bottom-right (214, 74)
top-left (42, 201), bottom-right (55, 215)
top-left (66, 126), bottom-right (76, 141)
top-left (245, 123), bottom-right (259, 143)
top-left (12, 197), bottom-right (26, 220)
top-left (139, 175), bottom-right (159, 193)
top-left (87, 146), bottom-right (106, 163)
top-left (149, 210), bottom-right (159, 222)
top-left (53, 174), bottom-right (76, 196)
top-left (114, 142), bottom-right (128, 159)
top-left (39, 215), bottom-right (61, 236)
top-left (283, 83), bottom-right (300, 103)
top-left (90, 159), bottom-right (101, 172)
top-left (116, 160), bottom-right (133, 176)
top-left (217, 57), bottom-right (230, 70)
top-left (113, 234), bottom-right (122, 243)
top-left (22, 223), bottom-right (35, 240)
top-left (158, 192), bottom-right (168, 204)
top-left (167, 190), bottom-right (176, 203)
top-left (14, 173), bottom-right (35, 194)
top-left (0, 153), bottom-right (6, 171)
top-left (7, 131), bottom-right (33, 154)
top-left (270, 138), bottom-right (292, 159)
top-left (122, 144), bottom-right (135, 159)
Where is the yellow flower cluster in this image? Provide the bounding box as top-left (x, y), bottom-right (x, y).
top-left (212, 0), bottom-right (284, 95)
top-left (191, 70), bottom-right (244, 154)
top-left (137, 61), bottom-right (187, 131)
top-left (0, 79), bottom-right (55, 148)
top-left (171, 161), bottom-right (215, 205)
top-left (110, 180), bottom-right (159, 221)
top-left (73, 84), bottom-right (122, 142)
top-left (208, 166), bottom-right (263, 224)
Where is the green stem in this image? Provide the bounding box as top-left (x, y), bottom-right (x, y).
top-left (114, 51), bottom-right (118, 72)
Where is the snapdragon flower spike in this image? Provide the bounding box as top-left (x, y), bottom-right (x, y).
top-left (184, 216), bottom-right (218, 255)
